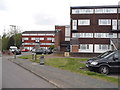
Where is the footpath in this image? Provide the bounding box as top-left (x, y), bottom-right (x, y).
top-left (8, 56), bottom-right (119, 88)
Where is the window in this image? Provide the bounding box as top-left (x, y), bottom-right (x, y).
top-left (22, 37), bottom-right (29, 40)
top-left (112, 20), bottom-right (117, 30)
top-left (40, 38), bottom-right (44, 40)
top-left (94, 33), bottom-right (109, 38)
top-left (72, 20), bottom-right (77, 30)
top-left (31, 38), bottom-right (36, 40)
top-left (118, 20), bottom-right (120, 30)
top-left (72, 9), bottom-right (94, 14)
top-left (72, 33), bottom-right (93, 38)
top-left (94, 33), bottom-right (117, 38)
top-left (78, 19), bottom-right (90, 25)
top-left (95, 8), bottom-right (117, 13)
top-left (80, 44), bottom-right (89, 50)
top-left (47, 38), bottom-right (52, 40)
top-left (65, 26), bottom-right (70, 36)
top-left (99, 19), bottom-right (111, 25)
top-left (99, 45), bottom-right (110, 50)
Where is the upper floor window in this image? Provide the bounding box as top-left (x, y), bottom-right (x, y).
top-left (78, 19), bottom-right (90, 26)
top-left (118, 20), bottom-right (120, 30)
top-left (94, 33), bottom-right (117, 38)
top-left (72, 9), bottom-right (94, 14)
top-left (40, 38), bottom-right (44, 40)
top-left (99, 19), bottom-right (111, 25)
top-left (95, 8), bottom-right (117, 14)
top-left (72, 20), bottom-right (77, 30)
top-left (47, 38), bottom-right (52, 40)
top-left (22, 37), bottom-right (29, 40)
top-left (72, 33), bottom-right (93, 38)
top-left (118, 8), bottom-right (120, 13)
top-left (31, 38), bottom-right (36, 40)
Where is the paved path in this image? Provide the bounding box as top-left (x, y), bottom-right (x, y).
top-left (7, 55), bottom-right (119, 88)
top-left (2, 56), bottom-right (56, 88)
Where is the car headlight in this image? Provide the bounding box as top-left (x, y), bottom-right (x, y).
top-left (90, 61), bottom-right (98, 65)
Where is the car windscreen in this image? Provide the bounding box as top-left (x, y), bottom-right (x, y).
top-left (97, 51), bottom-right (113, 58)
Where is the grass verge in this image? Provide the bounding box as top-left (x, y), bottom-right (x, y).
top-left (18, 55), bottom-right (120, 84)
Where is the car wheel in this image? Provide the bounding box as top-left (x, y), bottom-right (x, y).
top-left (99, 66), bottom-right (110, 75)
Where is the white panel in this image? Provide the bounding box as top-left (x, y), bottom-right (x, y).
top-left (79, 44), bottom-right (93, 53)
top-left (65, 38), bottom-right (70, 41)
top-left (94, 44), bottom-right (110, 53)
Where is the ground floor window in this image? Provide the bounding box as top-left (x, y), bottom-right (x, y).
top-left (80, 44), bottom-right (89, 50)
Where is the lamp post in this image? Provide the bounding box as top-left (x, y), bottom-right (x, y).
top-left (10, 25), bottom-right (17, 59)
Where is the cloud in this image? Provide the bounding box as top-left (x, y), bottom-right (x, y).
top-left (33, 12), bottom-right (58, 25)
top-left (0, 0), bottom-right (7, 10)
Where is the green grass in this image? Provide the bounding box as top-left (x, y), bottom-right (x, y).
top-left (45, 58), bottom-right (120, 84)
top-left (19, 55), bottom-right (120, 84)
top-left (18, 54), bottom-right (43, 60)
top-left (18, 55), bottom-right (32, 59)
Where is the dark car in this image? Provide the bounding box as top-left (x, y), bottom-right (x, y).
top-left (13, 49), bottom-right (21, 55)
top-left (86, 50), bottom-right (120, 75)
top-left (32, 48), bottom-right (53, 54)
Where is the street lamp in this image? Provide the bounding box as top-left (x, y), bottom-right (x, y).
top-left (10, 25), bottom-right (17, 59)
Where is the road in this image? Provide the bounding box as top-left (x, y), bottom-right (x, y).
top-left (0, 56), bottom-right (2, 90)
top-left (2, 55), bottom-right (56, 88)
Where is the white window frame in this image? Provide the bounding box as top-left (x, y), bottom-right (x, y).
top-left (95, 8), bottom-right (117, 14)
top-left (72, 9), bottom-right (94, 14)
top-left (112, 19), bottom-right (117, 30)
top-left (78, 19), bottom-right (90, 26)
top-left (31, 38), bottom-right (36, 40)
top-left (80, 44), bottom-right (89, 50)
top-left (22, 37), bottom-right (29, 40)
top-left (99, 19), bottom-right (111, 25)
top-left (99, 45), bottom-right (110, 50)
top-left (72, 20), bottom-right (77, 30)
top-left (47, 38), bottom-right (52, 40)
top-left (72, 33), bottom-right (93, 38)
top-left (40, 38), bottom-right (44, 40)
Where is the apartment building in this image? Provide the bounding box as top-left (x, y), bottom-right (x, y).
top-left (70, 5), bottom-right (120, 53)
top-left (22, 31), bottom-right (55, 50)
top-left (55, 25), bottom-right (70, 52)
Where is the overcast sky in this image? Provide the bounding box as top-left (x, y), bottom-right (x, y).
top-left (0, 0), bottom-right (120, 35)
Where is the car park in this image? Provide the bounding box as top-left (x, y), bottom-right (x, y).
top-left (86, 50), bottom-right (120, 75)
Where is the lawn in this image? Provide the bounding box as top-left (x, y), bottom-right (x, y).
top-left (18, 55), bottom-right (120, 84)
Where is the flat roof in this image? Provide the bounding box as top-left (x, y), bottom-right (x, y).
top-left (71, 5), bottom-right (120, 9)
top-left (22, 31), bottom-right (55, 34)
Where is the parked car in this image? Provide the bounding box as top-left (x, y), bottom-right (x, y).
top-left (9, 46), bottom-right (21, 55)
top-left (86, 50), bottom-right (120, 75)
top-left (14, 49), bottom-right (21, 55)
top-left (21, 49), bottom-right (29, 52)
top-left (9, 46), bottom-right (18, 53)
top-left (32, 48), bottom-right (53, 54)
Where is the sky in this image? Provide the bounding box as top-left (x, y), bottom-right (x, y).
top-left (0, 0), bottom-right (120, 36)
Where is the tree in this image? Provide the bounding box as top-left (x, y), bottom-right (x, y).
top-left (0, 35), bottom-right (2, 51)
top-left (2, 25), bottom-right (22, 51)
top-left (2, 34), bottom-right (9, 51)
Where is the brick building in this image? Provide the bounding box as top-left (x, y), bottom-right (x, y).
top-left (70, 5), bottom-right (120, 54)
top-left (22, 31), bottom-right (55, 50)
top-left (55, 25), bottom-right (70, 52)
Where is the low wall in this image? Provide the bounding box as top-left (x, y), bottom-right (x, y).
top-left (70, 52), bottom-right (100, 58)
top-left (55, 51), bottom-right (101, 58)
